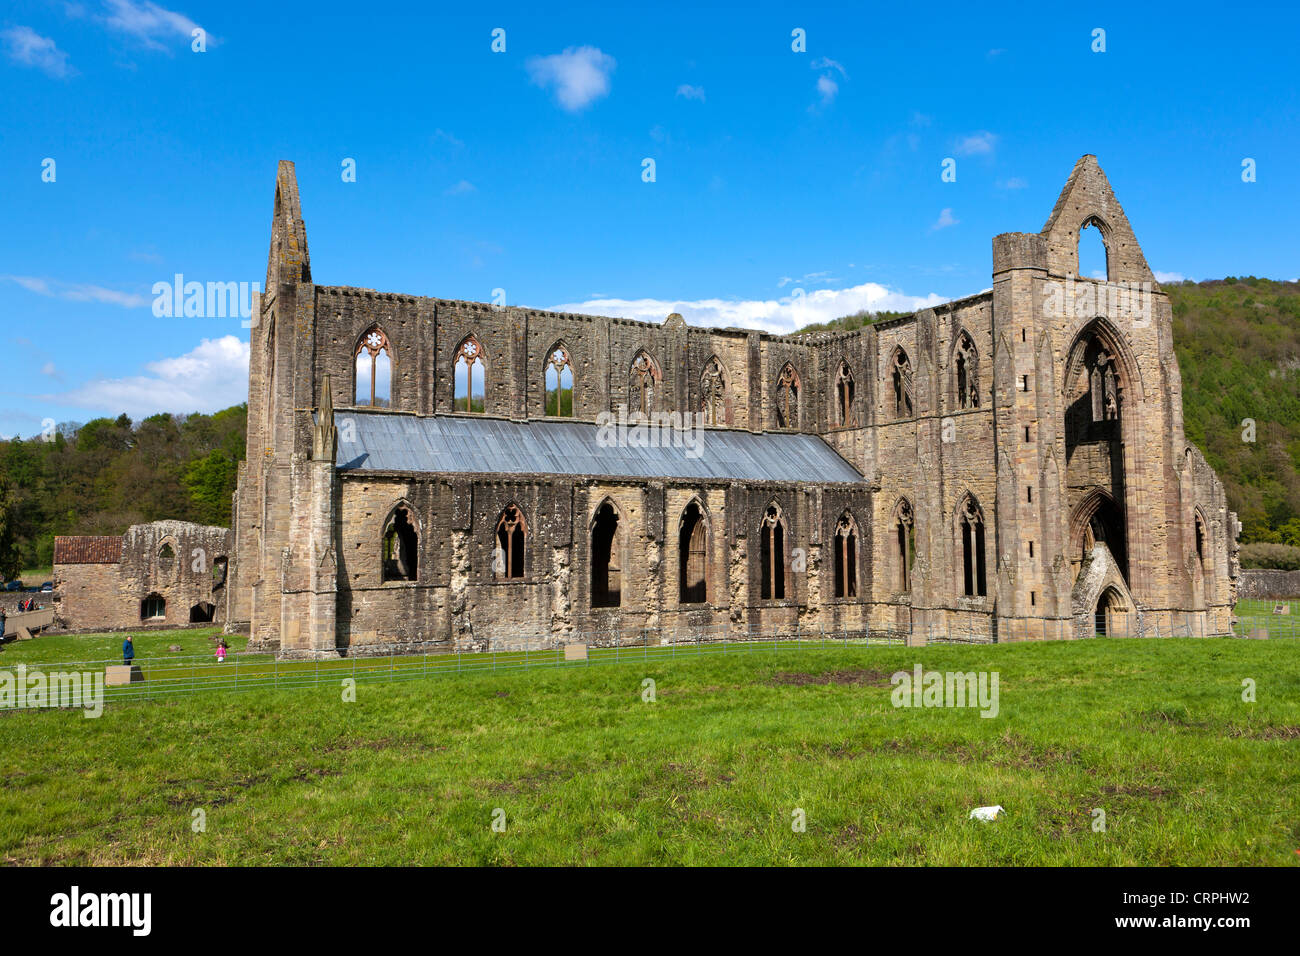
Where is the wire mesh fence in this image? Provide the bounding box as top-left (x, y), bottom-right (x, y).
top-left (0, 623), bottom-right (906, 710)
top-left (0, 608), bottom-right (1289, 713)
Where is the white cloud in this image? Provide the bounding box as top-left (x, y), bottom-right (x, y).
top-left (931, 208), bottom-right (959, 231)
top-left (815, 74), bottom-right (839, 106)
top-left (526, 46), bottom-right (615, 111)
top-left (445, 179), bottom-right (476, 196)
top-left (101, 0), bottom-right (208, 53)
top-left (676, 83), bottom-right (705, 102)
top-left (811, 56), bottom-right (847, 77)
top-left (48, 335), bottom-right (249, 417)
top-left (2, 274), bottom-right (149, 308)
top-left (954, 131), bottom-right (997, 156)
top-left (549, 282), bottom-right (949, 336)
top-left (1154, 270), bottom-right (1187, 283)
top-left (2, 26), bottom-right (73, 78)
top-left (998, 176), bottom-right (1028, 190)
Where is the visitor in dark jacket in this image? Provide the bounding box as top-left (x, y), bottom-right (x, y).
top-left (122, 636), bottom-right (134, 665)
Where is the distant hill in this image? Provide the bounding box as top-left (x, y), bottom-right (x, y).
top-left (2, 278), bottom-right (1297, 576)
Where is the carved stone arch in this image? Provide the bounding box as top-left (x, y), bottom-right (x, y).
top-left (354, 324), bottom-right (394, 408)
top-left (1075, 214), bottom-right (1112, 280)
top-left (380, 499), bottom-right (421, 582)
top-left (628, 348), bottom-right (663, 416)
top-left (888, 345), bottom-right (914, 419)
top-left (890, 496), bottom-right (916, 593)
top-left (156, 536), bottom-right (178, 580)
top-left (774, 362), bottom-right (802, 429)
top-left (758, 499), bottom-right (790, 601)
top-left (454, 333), bottom-right (487, 413)
top-left (493, 501), bottom-right (528, 580)
top-left (1062, 315), bottom-right (1144, 405)
top-left (590, 496), bottom-right (624, 607)
top-left (678, 496), bottom-right (711, 604)
top-left (951, 329), bottom-right (980, 409)
top-left (834, 358), bottom-right (857, 426)
top-left (831, 507), bottom-right (862, 600)
top-left (544, 340), bottom-right (576, 417)
top-left (700, 354), bottom-right (732, 425)
top-left (954, 491), bottom-right (989, 598)
top-left (1068, 487), bottom-right (1127, 583)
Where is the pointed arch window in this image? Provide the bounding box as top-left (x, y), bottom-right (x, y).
top-left (545, 346), bottom-right (575, 417)
top-left (954, 332), bottom-right (979, 409)
top-left (1078, 217), bottom-right (1109, 281)
top-left (894, 498), bottom-right (915, 593)
top-left (775, 363), bottom-right (801, 429)
top-left (679, 500), bottom-right (708, 604)
top-left (701, 357), bottom-right (729, 425)
top-left (382, 504), bottom-right (418, 582)
top-left (835, 362), bottom-right (856, 426)
top-left (157, 542), bottom-right (175, 574)
top-left (760, 504), bottom-right (787, 600)
top-left (958, 496), bottom-right (987, 598)
top-left (1087, 340), bottom-right (1120, 423)
top-left (454, 336), bottom-right (486, 413)
top-left (591, 500), bottom-right (621, 607)
top-left (355, 327), bottom-right (392, 407)
top-left (891, 348), bottom-right (914, 419)
top-left (630, 350), bottom-right (661, 416)
top-left (833, 512), bottom-right (858, 599)
top-left (494, 505), bottom-right (526, 580)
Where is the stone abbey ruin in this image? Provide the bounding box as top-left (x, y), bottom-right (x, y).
top-left (56, 155), bottom-right (1242, 653)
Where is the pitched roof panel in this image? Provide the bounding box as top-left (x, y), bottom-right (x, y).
top-left (335, 412), bottom-right (864, 484)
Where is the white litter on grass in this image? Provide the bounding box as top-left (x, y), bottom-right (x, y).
top-left (969, 805), bottom-right (1004, 821)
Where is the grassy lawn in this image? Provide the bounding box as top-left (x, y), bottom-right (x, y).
top-left (2, 632), bottom-right (1298, 865)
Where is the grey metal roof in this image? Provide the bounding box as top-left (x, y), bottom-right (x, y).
top-left (335, 412), bottom-right (864, 484)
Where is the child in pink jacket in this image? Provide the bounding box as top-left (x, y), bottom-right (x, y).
top-left (215, 639), bottom-right (228, 663)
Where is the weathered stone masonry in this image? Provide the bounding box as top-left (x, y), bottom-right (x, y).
top-left (230, 155), bottom-right (1239, 658)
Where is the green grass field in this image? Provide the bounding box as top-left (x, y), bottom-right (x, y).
top-left (2, 628), bottom-right (1298, 865)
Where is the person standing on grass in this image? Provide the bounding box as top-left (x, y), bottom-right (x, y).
top-left (216, 639), bottom-right (227, 664)
top-left (122, 635), bottom-right (134, 666)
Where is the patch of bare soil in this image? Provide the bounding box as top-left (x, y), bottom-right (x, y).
top-left (768, 668), bottom-right (894, 688)
top-left (489, 767), bottom-right (572, 795)
top-left (1099, 783), bottom-right (1175, 799)
top-left (1227, 725), bottom-right (1300, 741)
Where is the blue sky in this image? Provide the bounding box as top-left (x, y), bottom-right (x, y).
top-left (1, 0), bottom-right (1297, 438)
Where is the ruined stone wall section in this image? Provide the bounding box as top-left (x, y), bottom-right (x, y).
top-left (55, 521), bottom-right (231, 632)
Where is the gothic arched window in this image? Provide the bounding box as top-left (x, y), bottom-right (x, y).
top-left (629, 350), bottom-right (661, 416)
top-left (954, 332), bottom-right (979, 409)
top-left (701, 357), bottom-right (729, 425)
top-left (958, 496), bottom-right (987, 598)
top-left (1087, 341), bottom-right (1120, 423)
top-left (775, 363), bottom-right (800, 429)
top-left (591, 500), bottom-right (621, 607)
top-left (835, 361), bottom-right (856, 426)
top-left (760, 503), bottom-right (787, 600)
top-left (382, 504), bottom-right (419, 582)
top-left (891, 348), bottom-right (913, 419)
top-left (894, 498), bottom-right (915, 593)
top-left (679, 500), bottom-right (708, 604)
top-left (494, 505), bottom-right (526, 579)
top-left (833, 511), bottom-right (858, 599)
top-left (454, 335), bottom-right (486, 413)
top-left (355, 327), bottom-right (392, 407)
top-left (545, 346), bottom-right (575, 417)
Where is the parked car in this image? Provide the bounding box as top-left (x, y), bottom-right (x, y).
top-left (40, 582), bottom-right (54, 592)
top-left (2, 580), bottom-right (22, 591)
